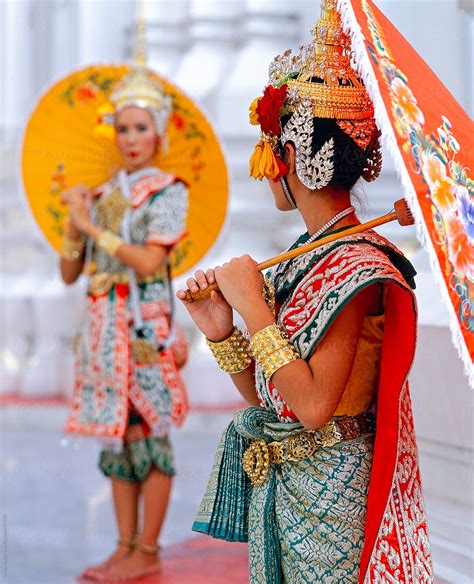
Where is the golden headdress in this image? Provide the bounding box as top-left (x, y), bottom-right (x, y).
top-left (249, 0), bottom-right (381, 187)
top-left (95, 15), bottom-right (172, 145)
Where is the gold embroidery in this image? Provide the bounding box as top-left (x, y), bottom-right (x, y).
top-left (132, 338), bottom-right (159, 364)
top-left (95, 186), bottom-right (130, 234)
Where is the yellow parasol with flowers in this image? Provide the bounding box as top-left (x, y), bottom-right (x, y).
top-left (21, 30), bottom-right (228, 277)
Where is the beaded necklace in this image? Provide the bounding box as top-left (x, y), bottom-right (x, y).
top-left (271, 205), bottom-right (356, 289)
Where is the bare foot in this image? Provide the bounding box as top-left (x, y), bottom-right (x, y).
top-left (79, 545), bottom-right (132, 580)
top-left (105, 548), bottom-right (160, 580)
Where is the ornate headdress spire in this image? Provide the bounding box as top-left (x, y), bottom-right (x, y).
top-left (274, 0), bottom-right (374, 120)
top-left (96, 3), bottom-right (172, 144)
top-left (249, 0), bottom-right (381, 186)
top-left (134, 3), bottom-right (147, 68)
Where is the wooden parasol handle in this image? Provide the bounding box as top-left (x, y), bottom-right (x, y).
top-left (182, 199), bottom-right (413, 303)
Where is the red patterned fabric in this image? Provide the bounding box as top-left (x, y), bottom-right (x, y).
top-left (65, 285), bottom-right (131, 437)
top-left (361, 277), bottom-right (433, 582)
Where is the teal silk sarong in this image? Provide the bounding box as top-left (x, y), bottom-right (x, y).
top-left (193, 407), bottom-right (374, 584)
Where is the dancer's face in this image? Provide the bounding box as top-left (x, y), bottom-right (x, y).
top-left (115, 107), bottom-right (158, 171)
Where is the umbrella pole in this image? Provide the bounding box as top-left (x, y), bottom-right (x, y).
top-left (257, 210), bottom-right (396, 271)
top-left (183, 199), bottom-right (413, 303)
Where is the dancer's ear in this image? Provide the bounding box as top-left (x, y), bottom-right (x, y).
top-left (283, 143), bottom-right (296, 175)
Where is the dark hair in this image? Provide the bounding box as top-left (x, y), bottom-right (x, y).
top-left (280, 75), bottom-right (373, 190)
top-left (280, 114), bottom-right (369, 191)
top-left (313, 117), bottom-right (369, 190)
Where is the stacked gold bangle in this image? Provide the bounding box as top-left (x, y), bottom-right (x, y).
top-left (96, 230), bottom-right (124, 257)
top-left (60, 235), bottom-right (86, 261)
top-left (250, 323), bottom-right (299, 380)
top-left (206, 327), bottom-right (252, 374)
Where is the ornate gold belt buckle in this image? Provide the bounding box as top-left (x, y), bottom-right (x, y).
top-left (242, 439), bottom-right (270, 487)
top-left (268, 441), bottom-right (287, 464)
top-left (317, 420), bottom-right (343, 448)
top-left (286, 431), bottom-right (318, 461)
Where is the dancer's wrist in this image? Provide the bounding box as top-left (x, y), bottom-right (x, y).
top-left (206, 326), bottom-right (252, 374)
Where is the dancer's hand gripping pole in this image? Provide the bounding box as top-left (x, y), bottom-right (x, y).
top-left (181, 199), bottom-right (414, 303)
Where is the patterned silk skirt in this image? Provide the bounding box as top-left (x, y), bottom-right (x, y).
top-left (249, 435), bottom-right (374, 583)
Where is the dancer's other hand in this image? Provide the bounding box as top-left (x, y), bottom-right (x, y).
top-left (214, 255), bottom-right (265, 320)
top-left (177, 269), bottom-right (234, 342)
top-left (61, 184), bottom-right (93, 234)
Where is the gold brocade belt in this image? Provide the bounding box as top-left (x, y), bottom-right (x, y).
top-left (89, 268), bottom-right (167, 296)
top-left (242, 412), bottom-right (376, 487)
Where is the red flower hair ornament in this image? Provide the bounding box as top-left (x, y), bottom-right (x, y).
top-left (249, 84), bottom-right (289, 181)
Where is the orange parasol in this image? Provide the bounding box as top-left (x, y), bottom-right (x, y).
top-left (338, 0), bottom-right (474, 385)
top-left (21, 64), bottom-right (229, 277)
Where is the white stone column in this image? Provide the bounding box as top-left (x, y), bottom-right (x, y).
top-left (142, 0), bottom-right (191, 77)
top-left (173, 0), bottom-right (243, 117)
top-left (213, 2), bottom-right (305, 264)
top-left (50, 0), bottom-right (80, 80)
top-left (77, 0), bottom-right (136, 66)
top-left (1, 0), bottom-right (34, 144)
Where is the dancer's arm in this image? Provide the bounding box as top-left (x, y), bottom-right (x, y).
top-left (83, 220), bottom-right (168, 277)
top-left (214, 255), bottom-right (380, 429)
top-left (62, 186), bottom-right (168, 279)
top-left (60, 220), bottom-right (86, 284)
top-left (228, 366), bottom-right (260, 406)
top-left (177, 269), bottom-right (260, 406)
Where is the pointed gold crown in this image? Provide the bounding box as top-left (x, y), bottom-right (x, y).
top-left (109, 14), bottom-right (172, 137)
top-left (268, 0), bottom-right (374, 121)
top-left (248, 0), bottom-right (381, 183)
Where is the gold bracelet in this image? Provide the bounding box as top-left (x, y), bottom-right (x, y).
top-left (206, 327), bottom-right (252, 374)
top-left (60, 235), bottom-right (86, 261)
top-left (250, 323), bottom-right (299, 380)
top-left (96, 230), bottom-right (124, 257)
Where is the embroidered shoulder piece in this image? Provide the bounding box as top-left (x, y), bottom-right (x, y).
top-left (279, 236), bottom-right (414, 360)
top-left (131, 172), bottom-right (176, 208)
top-left (273, 230), bottom-right (416, 299)
top-left (145, 181), bottom-right (189, 247)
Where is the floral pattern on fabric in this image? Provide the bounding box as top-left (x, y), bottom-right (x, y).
top-left (363, 384), bottom-right (432, 583)
top-left (361, 0), bottom-right (473, 365)
top-left (272, 436), bottom-right (374, 583)
top-left (145, 183), bottom-right (188, 246)
top-left (99, 435), bottom-right (175, 482)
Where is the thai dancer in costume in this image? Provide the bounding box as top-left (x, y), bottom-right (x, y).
top-left (178, 1), bottom-right (433, 582)
top-left (60, 53), bottom-right (189, 581)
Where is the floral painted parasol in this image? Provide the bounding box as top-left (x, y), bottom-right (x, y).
top-left (21, 64), bottom-right (229, 277)
top-left (338, 0), bottom-right (473, 384)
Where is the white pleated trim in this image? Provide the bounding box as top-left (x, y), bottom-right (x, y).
top-left (337, 0), bottom-right (473, 387)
